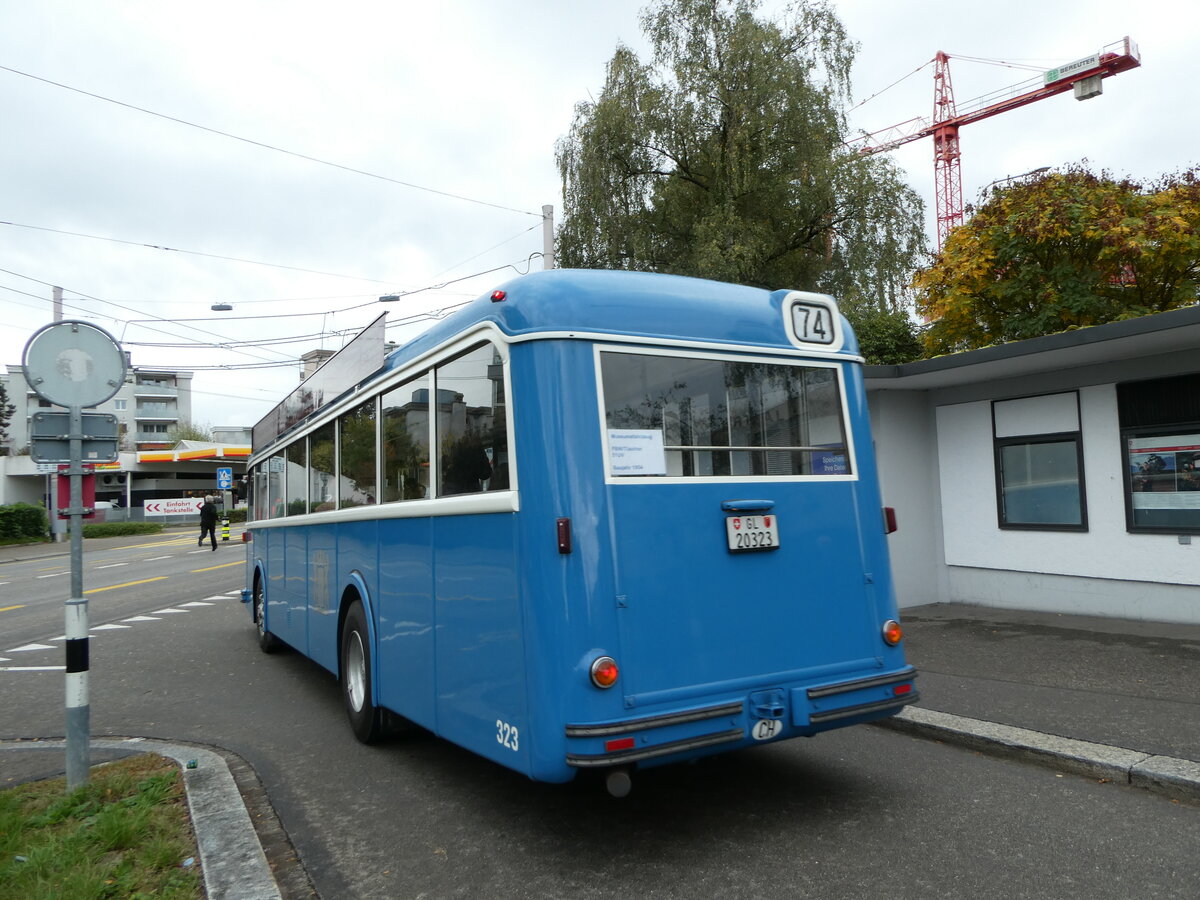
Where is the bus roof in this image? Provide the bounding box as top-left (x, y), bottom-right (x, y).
top-left (386, 269), bottom-right (860, 369)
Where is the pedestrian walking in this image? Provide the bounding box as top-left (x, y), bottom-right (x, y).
top-left (199, 495), bottom-right (219, 551)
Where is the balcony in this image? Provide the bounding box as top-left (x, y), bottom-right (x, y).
top-left (133, 384), bottom-right (178, 399)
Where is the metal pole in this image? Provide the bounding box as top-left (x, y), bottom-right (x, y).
top-left (64, 404), bottom-right (90, 789)
top-left (542, 205), bottom-right (555, 270)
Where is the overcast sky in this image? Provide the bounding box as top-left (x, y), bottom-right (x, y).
top-left (2, 0), bottom-right (1194, 428)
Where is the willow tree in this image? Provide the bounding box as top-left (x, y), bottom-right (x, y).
top-left (556, 0), bottom-right (926, 311)
top-left (915, 165), bottom-right (1200, 355)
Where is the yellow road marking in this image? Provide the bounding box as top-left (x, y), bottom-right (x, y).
top-left (190, 561), bottom-right (243, 573)
top-left (0, 605), bottom-right (25, 612)
top-left (84, 576), bottom-right (169, 594)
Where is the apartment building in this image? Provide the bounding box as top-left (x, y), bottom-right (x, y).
top-left (1, 357), bottom-right (194, 455)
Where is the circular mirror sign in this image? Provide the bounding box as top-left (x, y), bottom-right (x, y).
top-left (22, 320), bottom-right (127, 408)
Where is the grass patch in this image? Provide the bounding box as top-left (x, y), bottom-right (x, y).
top-left (0, 753), bottom-right (202, 899)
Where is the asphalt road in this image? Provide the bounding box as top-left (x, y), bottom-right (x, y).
top-left (2, 538), bottom-right (1198, 899)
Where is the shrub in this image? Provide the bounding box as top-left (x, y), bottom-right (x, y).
top-left (81, 522), bottom-right (164, 538)
top-left (0, 502), bottom-right (49, 541)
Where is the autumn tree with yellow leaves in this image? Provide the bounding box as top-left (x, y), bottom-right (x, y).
top-left (914, 165), bottom-right (1200, 355)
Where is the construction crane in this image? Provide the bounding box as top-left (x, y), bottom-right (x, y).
top-left (850, 37), bottom-right (1142, 251)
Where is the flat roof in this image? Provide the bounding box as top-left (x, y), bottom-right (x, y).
top-left (864, 305), bottom-right (1200, 391)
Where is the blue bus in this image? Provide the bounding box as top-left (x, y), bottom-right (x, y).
top-left (243, 269), bottom-right (916, 795)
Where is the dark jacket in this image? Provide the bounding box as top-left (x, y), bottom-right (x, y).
top-left (199, 501), bottom-right (218, 528)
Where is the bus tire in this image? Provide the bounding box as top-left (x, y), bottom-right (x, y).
top-left (341, 601), bottom-right (383, 743)
top-left (253, 575), bottom-right (280, 654)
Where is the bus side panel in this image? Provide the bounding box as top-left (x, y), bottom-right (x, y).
top-left (432, 513), bottom-right (528, 774)
top-left (270, 527), bottom-right (303, 649)
top-left (376, 517), bottom-right (436, 730)
top-left (304, 520), bottom-right (376, 674)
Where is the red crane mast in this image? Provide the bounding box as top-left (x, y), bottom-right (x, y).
top-left (852, 37), bottom-right (1142, 250)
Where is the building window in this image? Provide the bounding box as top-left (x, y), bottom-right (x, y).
top-left (114, 399), bottom-right (127, 410)
top-left (993, 393), bottom-right (1087, 531)
top-left (1118, 373), bottom-right (1200, 533)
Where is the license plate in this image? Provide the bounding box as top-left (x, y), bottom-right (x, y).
top-left (725, 514), bottom-right (780, 552)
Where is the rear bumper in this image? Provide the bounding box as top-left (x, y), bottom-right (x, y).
top-left (563, 666), bottom-right (918, 770)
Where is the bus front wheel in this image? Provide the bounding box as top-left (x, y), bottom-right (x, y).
top-left (340, 601), bottom-right (383, 743)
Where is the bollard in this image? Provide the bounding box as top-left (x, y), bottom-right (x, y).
top-left (221, 517), bottom-right (230, 542)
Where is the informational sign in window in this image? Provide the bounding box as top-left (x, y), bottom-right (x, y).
top-left (608, 429), bottom-right (667, 476)
top-left (1127, 434), bottom-right (1200, 505)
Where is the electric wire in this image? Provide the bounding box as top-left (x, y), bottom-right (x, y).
top-left (0, 63), bottom-right (541, 219)
top-left (0, 220), bottom-right (402, 285)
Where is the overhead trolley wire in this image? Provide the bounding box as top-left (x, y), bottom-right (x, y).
top-left (0, 63), bottom-right (541, 219)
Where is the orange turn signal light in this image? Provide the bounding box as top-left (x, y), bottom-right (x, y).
top-left (882, 619), bottom-right (903, 646)
top-left (590, 656), bottom-right (619, 689)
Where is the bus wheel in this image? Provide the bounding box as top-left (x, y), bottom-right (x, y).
top-left (340, 602), bottom-right (383, 743)
top-left (253, 577), bottom-right (279, 654)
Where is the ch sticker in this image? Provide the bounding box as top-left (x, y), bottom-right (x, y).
top-left (751, 719), bottom-right (783, 741)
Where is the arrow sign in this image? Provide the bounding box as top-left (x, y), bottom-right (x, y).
top-left (144, 498), bottom-right (203, 516)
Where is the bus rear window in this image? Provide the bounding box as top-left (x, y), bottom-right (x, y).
top-left (600, 351), bottom-right (850, 478)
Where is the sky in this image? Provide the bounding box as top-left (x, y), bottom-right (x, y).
top-left (1, 0), bottom-right (1195, 429)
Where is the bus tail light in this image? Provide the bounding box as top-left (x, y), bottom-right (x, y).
top-left (882, 619), bottom-right (903, 646)
top-left (883, 507), bottom-right (898, 534)
top-left (590, 656), bottom-right (619, 689)
top-left (242, 531), bottom-right (252, 543)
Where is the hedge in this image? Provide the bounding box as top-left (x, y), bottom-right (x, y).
top-left (0, 503), bottom-right (49, 542)
top-left (81, 522), bottom-right (164, 538)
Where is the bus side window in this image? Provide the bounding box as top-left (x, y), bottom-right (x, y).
top-left (309, 422), bottom-right (336, 512)
top-left (381, 374), bottom-right (431, 502)
top-left (339, 397), bottom-right (378, 509)
top-left (435, 343), bottom-right (508, 497)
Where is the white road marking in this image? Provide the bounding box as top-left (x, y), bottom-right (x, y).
top-left (181, 601), bottom-right (214, 607)
top-left (91, 623), bottom-right (131, 631)
top-left (146, 556), bottom-right (173, 561)
top-left (1, 665), bottom-right (65, 672)
top-left (151, 608), bottom-right (189, 614)
top-left (122, 615), bottom-right (162, 622)
top-left (7, 643), bottom-right (56, 653)
top-left (95, 563), bottom-right (128, 570)
top-left (36, 573), bottom-right (66, 579)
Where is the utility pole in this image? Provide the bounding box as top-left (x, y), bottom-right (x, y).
top-left (542, 205), bottom-right (555, 270)
top-left (53, 286), bottom-right (63, 322)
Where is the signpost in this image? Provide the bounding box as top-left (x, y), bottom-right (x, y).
top-left (216, 466), bottom-right (233, 491)
top-left (23, 320), bottom-right (126, 790)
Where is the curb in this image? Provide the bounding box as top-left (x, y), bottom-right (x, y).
top-left (877, 707), bottom-right (1200, 802)
top-left (2, 737), bottom-right (281, 900)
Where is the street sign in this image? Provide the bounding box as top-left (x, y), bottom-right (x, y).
top-left (216, 467), bottom-right (233, 490)
top-left (30, 411), bottom-right (120, 464)
top-left (144, 498), bottom-right (204, 516)
top-left (22, 320), bottom-right (127, 408)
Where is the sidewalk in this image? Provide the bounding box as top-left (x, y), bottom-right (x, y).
top-left (882, 602), bottom-right (1200, 801)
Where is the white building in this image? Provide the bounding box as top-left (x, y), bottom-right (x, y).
top-left (868, 304), bottom-right (1200, 626)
